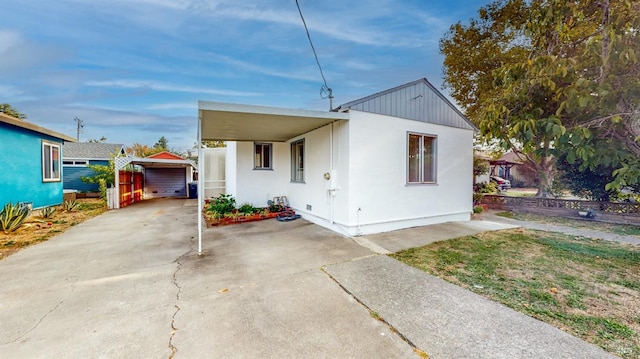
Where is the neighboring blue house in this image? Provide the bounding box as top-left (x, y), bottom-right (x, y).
top-left (63, 142), bottom-right (125, 193)
top-left (0, 112), bottom-right (76, 209)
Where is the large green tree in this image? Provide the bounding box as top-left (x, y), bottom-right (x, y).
top-left (154, 136), bottom-right (169, 151)
top-left (0, 103), bottom-right (26, 119)
top-left (441, 0), bottom-right (640, 196)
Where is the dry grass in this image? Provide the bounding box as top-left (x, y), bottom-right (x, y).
top-left (392, 228), bottom-right (640, 358)
top-left (0, 198), bottom-right (106, 259)
top-left (496, 211), bottom-right (640, 237)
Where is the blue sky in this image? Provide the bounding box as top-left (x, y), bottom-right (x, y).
top-left (2, 0), bottom-right (488, 153)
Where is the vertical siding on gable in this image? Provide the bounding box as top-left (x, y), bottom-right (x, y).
top-left (347, 81), bottom-right (472, 130)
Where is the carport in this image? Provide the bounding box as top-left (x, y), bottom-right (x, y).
top-left (197, 100), bottom-right (349, 254)
top-left (113, 156), bottom-right (196, 209)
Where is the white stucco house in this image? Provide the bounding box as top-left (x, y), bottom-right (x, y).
top-left (197, 78), bottom-right (476, 251)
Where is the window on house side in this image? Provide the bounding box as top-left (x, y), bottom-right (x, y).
top-left (407, 133), bottom-right (436, 184)
top-left (291, 139), bottom-right (304, 183)
top-left (254, 143), bottom-right (273, 170)
top-left (43, 141), bottom-right (61, 182)
top-left (63, 160), bottom-right (88, 166)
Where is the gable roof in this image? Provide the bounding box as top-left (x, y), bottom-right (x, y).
top-left (336, 78), bottom-right (477, 131)
top-left (64, 142), bottom-right (125, 160)
top-left (492, 151), bottom-right (524, 165)
top-left (147, 151), bottom-right (185, 160)
top-left (0, 112), bottom-right (76, 142)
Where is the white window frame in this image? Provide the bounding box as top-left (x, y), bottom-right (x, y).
top-left (291, 139), bottom-right (305, 183)
top-left (407, 132), bottom-right (437, 184)
top-left (42, 141), bottom-right (61, 182)
top-left (253, 142), bottom-right (273, 170)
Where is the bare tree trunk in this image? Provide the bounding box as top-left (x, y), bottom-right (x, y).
top-left (535, 161), bottom-right (553, 198)
top-left (598, 0), bottom-right (611, 82)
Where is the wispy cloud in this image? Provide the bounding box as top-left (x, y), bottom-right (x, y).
top-left (0, 29), bottom-right (66, 74)
top-left (2, 0), bottom-right (488, 151)
top-left (86, 80), bottom-right (264, 97)
top-left (144, 102), bottom-right (198, 111)
top-left (0, 84), bottom-right (24, 98)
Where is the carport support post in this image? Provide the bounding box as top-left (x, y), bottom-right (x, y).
top-left (197, 116), bottom-right (203, 254)
top-left (114, 167), bottom-right (120, 209)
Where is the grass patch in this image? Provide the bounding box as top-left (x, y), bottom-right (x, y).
top-left (498, 211), bottom-right (640, 237)
top-left (0, 198), bottom-right (106, 259)
top-left (391, 229), bottom-right (640, 358)
top-left (502, 190), bottom-right (536, 197)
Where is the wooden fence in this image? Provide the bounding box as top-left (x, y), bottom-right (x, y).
top-left (482, 195), bottom-right (640, 225)
top-left (118, 171), bottom-right (144, 208)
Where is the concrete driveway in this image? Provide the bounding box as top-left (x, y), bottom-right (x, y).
top-left (0, 199), bottom-right (615, 358)
top-left (0, 199), bottom-right (414, 358)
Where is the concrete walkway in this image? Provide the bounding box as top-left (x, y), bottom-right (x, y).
top-left (0, 199), bottom-right (618, 358)
top-left (483, 210), bottom-right (640, 246)
top-left (325, 255), bottom-right (614, 359)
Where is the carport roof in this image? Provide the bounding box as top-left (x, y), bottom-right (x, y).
top-left (115, 156), bottom-right (195, 170)
top-left (198, 101), bottom-right (349, 142)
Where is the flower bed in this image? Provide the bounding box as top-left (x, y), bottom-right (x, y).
top-left (204, 211), bottom-right (279, 227)
top-left (203, 194), bottom-right (283, 227)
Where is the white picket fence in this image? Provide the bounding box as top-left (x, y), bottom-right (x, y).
top-left (106, 187), bottom-right (118, 209)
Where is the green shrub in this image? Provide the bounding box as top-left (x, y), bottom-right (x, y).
top-left (238, 203), bottom-right (258, 215)
top-left (98, 179), bottom-right (107, 207)
top-left (207, 194), bottom-right (236, 215)
top-left (476, 181), bottom-right (498, 194)
top-left (268, 202), bottom-right (283, 212)
top-left (0, 202), bottom-right (29, 234)
top-left (40, 206), bottom-right (57, 219)
top-left (473, 205), bottom-right (484, 214)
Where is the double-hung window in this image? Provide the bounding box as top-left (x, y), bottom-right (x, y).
top-left (291, 139), bottom-right (304, 183)
top-left (254, 142), bottom-right (272, 170)
top-left (42, 141), bottom-right (61, 182)
top-left (407, 133), bottom-right (437, 184)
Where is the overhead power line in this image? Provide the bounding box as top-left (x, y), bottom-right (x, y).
top-left (295, 0), bottom-right (334, 110)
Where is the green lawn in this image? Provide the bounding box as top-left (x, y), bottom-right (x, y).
top-left (391, 229), bottom-right (640, 358)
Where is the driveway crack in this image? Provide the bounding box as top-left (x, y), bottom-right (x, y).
top-left (168, 236), bottom-right (195, 359)
top-left (320, 267), bottom-right (429, 358)
top-left (3, 281), bottom-right (77, 345)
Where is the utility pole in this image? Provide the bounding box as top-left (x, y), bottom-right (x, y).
top-left (74, 117), bottom-right (83, 141)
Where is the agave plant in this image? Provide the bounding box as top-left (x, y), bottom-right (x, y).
top-left (63, 200), bottom-right (80, 212)
top-left (40, 206), bottom-right (57, 219)
top-left (0, 202), bottom-right (30, 234)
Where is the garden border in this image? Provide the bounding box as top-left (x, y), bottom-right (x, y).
top-left (482, 195), bottom-right (640, 225)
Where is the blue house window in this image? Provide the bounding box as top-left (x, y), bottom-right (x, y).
top-left (63, 160), bottom-right (88, 166)
top-left (254, 143), bottom-right (272, 170)
top-left (42, 141), bottom-right (61, 182)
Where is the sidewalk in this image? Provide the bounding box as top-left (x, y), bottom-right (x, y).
top-left (483, 210), bottom-right (640, 246)
top-left (325, 255), bottom-right (616, 359)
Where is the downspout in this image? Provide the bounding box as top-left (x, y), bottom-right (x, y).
top-left (197, 116), bottom-right (203, 255)
top-left (329, 121), bottom-right (335, 224)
